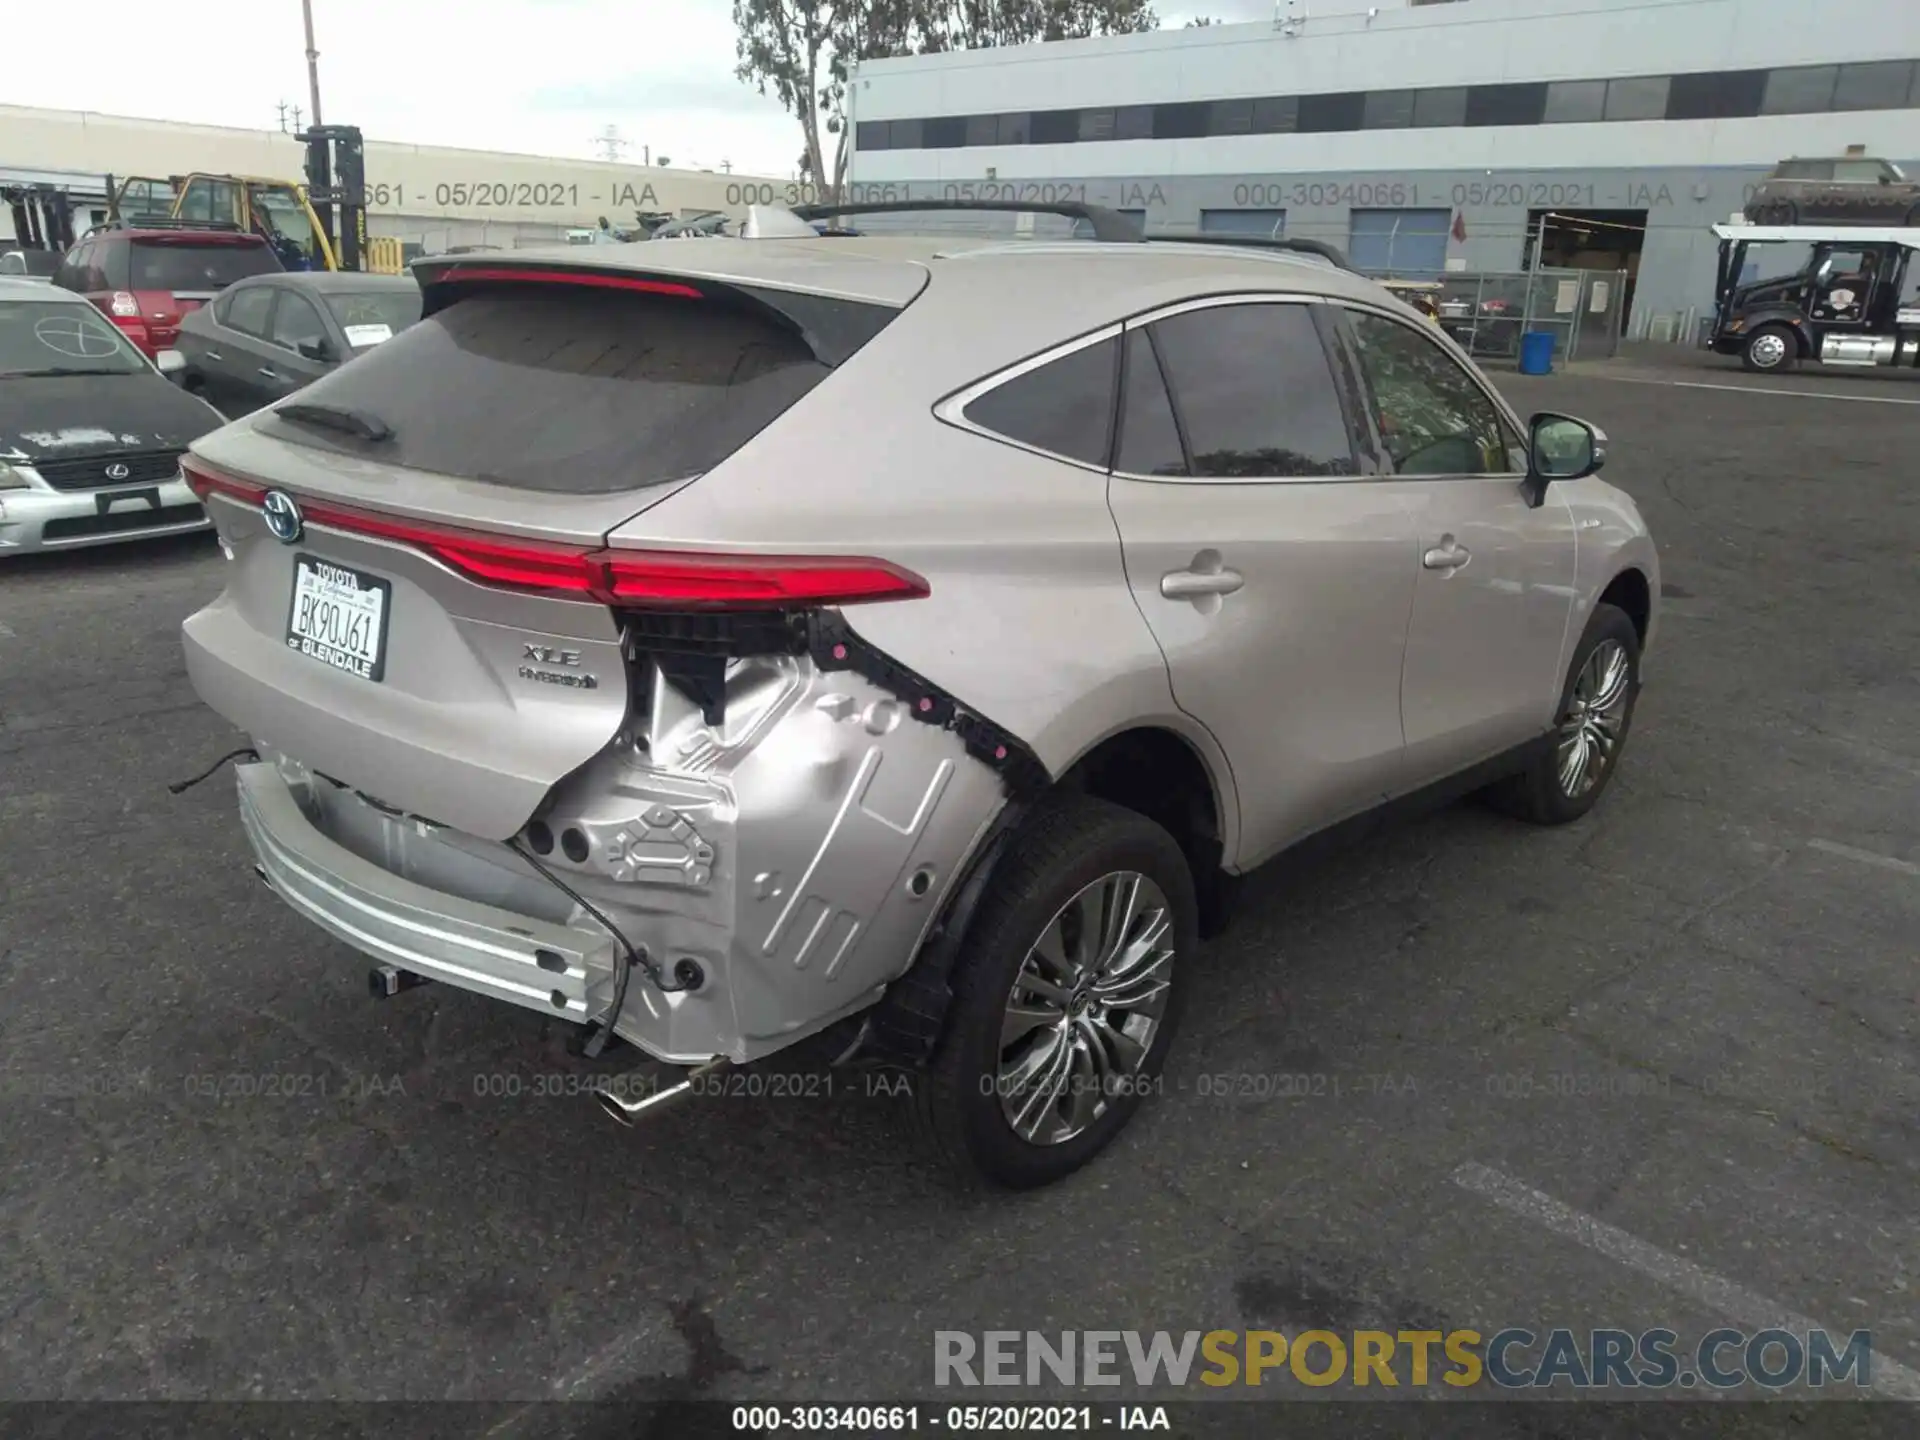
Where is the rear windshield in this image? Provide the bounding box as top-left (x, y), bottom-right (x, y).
top-left (324, 289), bottom-right (424, 346)
top-left (131, 240), bottom-right (281, 292)
top-left (266, 285), bottom-right (873, 493)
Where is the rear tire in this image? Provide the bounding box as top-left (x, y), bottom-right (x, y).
top-left (1485, 602), bottom-right (1641, 827)
top-left (1741, 324), bottom-right (1797, 373)
top-left (914, 796), bottom-right (1194, 1190)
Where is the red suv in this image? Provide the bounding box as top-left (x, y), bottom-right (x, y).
top-left (52, 225), bottom-right (283, 359)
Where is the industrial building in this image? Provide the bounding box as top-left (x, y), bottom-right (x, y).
top-left (847, 0), bottom-right (1920, 336)
top-left (1, 104), bottom-right (785, 253)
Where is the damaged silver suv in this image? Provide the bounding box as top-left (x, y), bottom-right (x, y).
top-left (180, 203), bottom-right (1658, 1188)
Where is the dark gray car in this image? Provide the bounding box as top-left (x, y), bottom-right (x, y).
top-left (173, 271), bottom-right (421, 417)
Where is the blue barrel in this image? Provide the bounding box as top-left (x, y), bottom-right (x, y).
top-left (1518, 330), bottom-right (1556, 375)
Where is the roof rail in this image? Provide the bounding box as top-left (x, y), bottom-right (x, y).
top-left (1144, 232), bottom-right (1355, 272)
top-left (791, 198), bottom-right (1145, 243)
top-left (90, 215), bottom-right (249, 234)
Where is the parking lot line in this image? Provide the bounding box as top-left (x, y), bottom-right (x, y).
top-left (1807, 838), bottom-right (1920, 879)
top-left (1590, 375), bottom-right (1920, 407)
top-left (1450, 1161), bottom-right (1920, 1400)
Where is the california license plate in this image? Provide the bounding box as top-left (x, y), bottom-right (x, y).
top-left (285, 554), bottom-right (391, 682)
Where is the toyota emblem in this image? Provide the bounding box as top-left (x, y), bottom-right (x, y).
top-left (262, 489), bottom-right (304, 545)
top-left (105, 462), bottom-right (131, 481)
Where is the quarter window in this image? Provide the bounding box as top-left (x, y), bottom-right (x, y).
top-left (1345, 311), bottom-right (1516, 476)
top-left (1115, 331), bottom-right (1185, 477)
top-left (961, 336), bottom-right (1119, 468)
top-left (1145, 303), bottom-right (1354, 479)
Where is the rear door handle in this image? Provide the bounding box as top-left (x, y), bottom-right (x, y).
top-left (258, 367), bottom-right (279, 378)
top-left (1161, 567), bottom-right (1245, 599)
top-left (1422, 538), bottom-right (1471, 572)
top-left (204, 349), bottom-right (223, 362)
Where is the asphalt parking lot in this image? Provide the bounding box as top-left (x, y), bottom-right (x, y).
top-left (2, 354), bottom-right (1916, 1430)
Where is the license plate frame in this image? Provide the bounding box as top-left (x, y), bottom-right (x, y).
top-left (284, 552), bottom-right (393, 683)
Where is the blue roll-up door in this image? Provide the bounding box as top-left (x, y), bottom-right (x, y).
top-left (1348, 208), bottom-right (1452, 275)
top-left (1200, 208), bottom-right (1287, 239)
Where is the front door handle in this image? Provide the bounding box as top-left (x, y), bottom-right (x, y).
top-left (258, 367), bottom-right (279, 379)
top-left (204, 349), bottom-right (223, 362)
top-left (1161, 567), bottom-right (1245, 599)
top-left (1422, 537), bottom-right (1471, 572)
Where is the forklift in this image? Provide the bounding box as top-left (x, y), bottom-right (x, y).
top-left (104, 126), bottom-right (398, 273)
top-left (4, 183), bottom-right (77, 257)
top-left (1705, 221), bottom-right (1920, 373)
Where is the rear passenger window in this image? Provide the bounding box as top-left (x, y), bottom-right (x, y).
top-left (223, 286), bottom-right (274, 338)
top-left (1115, 331), bottom-right (1185, 476)
top-left (1345, 311), bottom-right (1516, 476)
top-left (962, 336), bottom-right (1118, 468)
top-left (1146, 303), bottom-right (1354, 477)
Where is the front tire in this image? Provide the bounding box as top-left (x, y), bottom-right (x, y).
top-left (1742, 324), bottom-right (1797, 373)
top-left (1486, 602), bottom-right (1641, 827)
top-left (915, 796), bottom-right (1195, 1189)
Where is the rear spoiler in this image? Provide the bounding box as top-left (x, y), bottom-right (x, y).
top-left (412, 258), bottom-right (914, 367)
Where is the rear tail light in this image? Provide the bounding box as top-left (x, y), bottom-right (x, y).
top-left (109, 291), bottom-right (140, 317)
top-left (180, 459), bottom-right (928, 608)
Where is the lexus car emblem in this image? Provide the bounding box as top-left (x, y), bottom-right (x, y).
top-left (262, 489), bottom-right (304, 544)
top-left (105, 462), bottom-right (131, 480)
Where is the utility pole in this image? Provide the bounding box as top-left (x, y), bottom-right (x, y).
top-left (302, 0), bottom-right (325, 129)
top-left (594, 125), bottom-right (630, 163)
top-left (276, 100), bottom-right (291, 133)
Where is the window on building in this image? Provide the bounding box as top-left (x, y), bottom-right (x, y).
top-left (1832, 60), bottom-right (1914, 111)
top-left (1031, 109), bottom-right (1078, 145)
top-left (965, 114), bottom-right (999, 146)
top-left (1200, 209), bottom-right (1287, 239)
top-left (1078, 109), bottom-right (1116, 142)
top-left (1604, 75), bottom-right (1670, 120)
top-left (1348, 208), bottom-right (1452, 276)
top-left (1210, 98), bottom-right (1255, 135)
top-left (1251, 96), bottom-right (1300, 133)
top-left (1146, 303), bottom-right (1354, 478)
top-left (1466, 82), bottom-right (1548, 127)
top-left (1153, 102), bottom-right (1211, 139)
top-left (1345, 312), bottom-right (1516, 477)
top-left (1666, 69), bottom-right (1766, 120)
top-left (1761, 65), bottom-right (1838, 114)
top-left (884, 118), bottom-right (921, 149)
top-left (1299, 91), bottom-right (1366, 133)
top-left (855, 121), bottom-right (891, 151)
top-left (1543, 80), bottom-right (1607, 123)
top-left (1363, 90), bottom-right (1417, 129)
top-left (1115, 331), bottom-right (1186, 477)
top-left (1115, 105), bottom-right (1155, 140)
top-left (925, 116), bottom-right (966, 147)
top-left (962, 337), bottom-right (1119, 468)
top-left (1413, 87), bottom-right (1468, 127)
top-left (998, 113), bottom-right (1030, 144)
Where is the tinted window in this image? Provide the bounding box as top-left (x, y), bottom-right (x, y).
top-left (1299, 91), bottom-right (1366, 133)
top-left (1605, 76), bottom-right (1670, 121)
top-left (1666, 69), bottom-right (1766, 120)
top-left (1115, 331), bottom-right (1185, 477)
top-left (926, 116), bottom-right (968, 147)
top-left (1544, 80), bottom-right (1607, 123)
top-left (1833, 61), bottom-right (1913, 111)
top-left (271, 291), bottom-right (328, 350)
top-left (270, 287), bottom-right (886, 494)
top-left (965, 114), bottom-right (998, 146)
top-left (1148, 303), bottom-right (1353, 478)
top-left (1250, 96), bottom-right (1299, 133)
top-left (1114, 105), bottom-right (1155, 140)
top-left (1762, 66), bottom-right (1836, 114)
top-left (996, 113), bottom-right (1030, 145)
top-left (1031, 109), bottom-right (1078, 145)
top-left (888, 118), bottom-right (923, 149)
top-left (1346, 311), bottom-right (1514, 476)
top-left (1210, 99), bottom-right (1254, 136)
top-left (222, 285), bottom-right (274, 337)
top-left (1078, 109), bottom-right (1117, 141)
top-left (1413, 88), bottom-right (1467, 127)
top-left (855, 121), bottom-right (890, 151)
top-left (1466, 82), bottom-right (1547, 127)
top-left (1153, 103), bottom-right (1211, 139)
top-left (131, 241), bottom-right (278, 291)
top-left (326, 289), bottom-right (423, 345)
top-left (1363, 90), bottom-right (1417, 129)
top-left (962, 336), bottom-right (1117, 467)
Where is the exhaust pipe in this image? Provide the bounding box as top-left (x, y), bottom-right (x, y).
top-left (596, 1057), bottom-right (729, 1127)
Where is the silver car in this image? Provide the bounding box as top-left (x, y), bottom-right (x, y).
top-left (178, 206), bottom-right (1658, 1188)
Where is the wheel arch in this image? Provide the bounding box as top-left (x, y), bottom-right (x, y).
top-left (1598, 565), bottom-right (1652, 647)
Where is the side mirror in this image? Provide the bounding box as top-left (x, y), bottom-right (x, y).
top-left (1524, 412), bottom-right (1605, 504)
top-left (155, 348), bottom-right (186, 378)
top-left (297, 338), bottom-right (334, 363)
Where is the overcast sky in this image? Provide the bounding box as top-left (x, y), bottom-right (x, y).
top-left (8, 0), bottom-right (1253, 179)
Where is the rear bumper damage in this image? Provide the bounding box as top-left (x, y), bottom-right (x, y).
top-left (233, 644), bottom-right (1014, 1065)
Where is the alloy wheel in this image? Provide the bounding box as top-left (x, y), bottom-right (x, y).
top-left (996, 870), bottom-right (1175, 1146)
top-left (1556, 638), bottom-right (1632, 799)
top-left (1748, 332), bottom-right (1788, 368)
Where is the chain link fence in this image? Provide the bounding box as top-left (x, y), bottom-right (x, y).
top-left (1362, 267), bottom-right (1629, 364)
